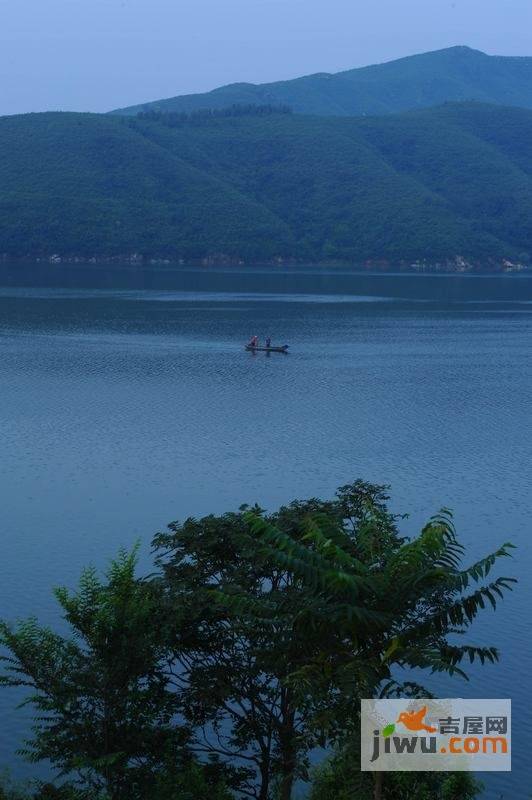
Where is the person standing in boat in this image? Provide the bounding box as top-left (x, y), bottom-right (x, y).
top-left (265, 337), bottom-right (271, 348)
top-left (248, 335), bottom-right (259, 348)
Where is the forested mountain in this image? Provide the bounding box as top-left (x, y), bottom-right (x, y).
top-left (1, 102), bottom-right (532, 265)
top-left (111, 46), bottom-right (532, 118)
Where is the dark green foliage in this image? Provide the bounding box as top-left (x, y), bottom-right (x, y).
top-left (153, 504), bottom-right (328, 800)
top-left (240, 504), bottom-right (515, 693)
top-left (9, 786), bottom-right (94, 800)
top-left (0, 482), bottom-right (516, 799)
top-left (232, 491), bottom-right (515, 799)
top-left (137, 104), bottom-right (293, 126)
top-left (2, 102), bottom-right (532, 262)
top-left (310, 745), bottom-right (482, 800)
top-left (0, 773), bottom-right (29, 800)
top-left (154, 481), bottom-right (514, 799)
top-left (112, 46), bottom-right (532, 118)
top-left (0, 772), bottom-right (232, 800)
top-left (0, 549), bottom-right (231, 800)
top-left (0, 111), bottom-right (294, 261)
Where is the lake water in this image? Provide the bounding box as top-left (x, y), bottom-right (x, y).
top-left (0, 264), bottom-right (530, 798)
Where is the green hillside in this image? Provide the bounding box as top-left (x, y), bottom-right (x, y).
top-left (0, 112), bottom-right (294, 260)
top-left (111, 46), bottom-right (532, 118)
top-left (1, 103), bottom-right (532, 264)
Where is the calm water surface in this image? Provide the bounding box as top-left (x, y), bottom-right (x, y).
top-left (0, 264), bottom-right (530, 798)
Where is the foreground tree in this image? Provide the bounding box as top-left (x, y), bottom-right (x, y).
top-left (0, 549), bottom-right (231, 800)
top-left (153, 506), bottom-right (328, 799)
top-left (154, 481), bottom-right (515, 800)
top-left (0, 481), bottom-right (516, 800)
top-left (237, 489), bottom-right (515, 799)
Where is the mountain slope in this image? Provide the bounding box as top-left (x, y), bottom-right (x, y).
top-left (0, 112), bottom-right (294, 259)
top-left (111, 46), bottom-right (532, 118)
top-left (2, 103), bottom-right (532, 264)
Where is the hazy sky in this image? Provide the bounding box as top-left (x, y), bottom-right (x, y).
top-left (1, 0), bottom-right (531, 116)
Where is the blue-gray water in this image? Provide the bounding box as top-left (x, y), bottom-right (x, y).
top-left (0, 264), bottom-right (530, 798)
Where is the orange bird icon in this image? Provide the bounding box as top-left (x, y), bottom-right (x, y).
top-left (397, 706), bottom-right (437, 733)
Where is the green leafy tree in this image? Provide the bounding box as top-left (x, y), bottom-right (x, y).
top-left (0, 549), bottom-right (230, 800)
top-left (153, 481), bottom-right (515, 800)
top-left (235, 486), bottom-right (515, 799)
top-left (0, 483), bottom-right (516, 800)
top-left (153, 507), bottom-right (330, 800)
top-left (152, 483), bottom-right (401, 799)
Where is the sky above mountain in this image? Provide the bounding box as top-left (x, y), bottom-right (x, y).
top-left (1, 0), bottom-right (531, 116)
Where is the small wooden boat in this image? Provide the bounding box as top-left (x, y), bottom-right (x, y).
top-left (245, 344), bottom-right (289, 353)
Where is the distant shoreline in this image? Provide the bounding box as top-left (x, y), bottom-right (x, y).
top-left (1, 254), bottom-right (530, 275)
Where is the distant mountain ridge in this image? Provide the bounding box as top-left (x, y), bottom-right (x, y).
top-left (2, 102), bottom-right (532, 266)
top-left (111, 46), bottom-right (532, 118)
